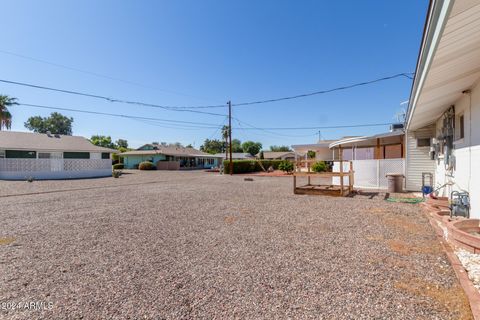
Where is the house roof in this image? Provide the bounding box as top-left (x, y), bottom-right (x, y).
top-left (291, 140), bottom-right (338, 151)
top-left (406, 0), bottom-right (480, 130)
top-left (213, 153), bottom-right (254, 159)
top-left (260, 151), bottom-right (298, 159)
top-left (0, 131), bottom-right (117, 153)
top-left (120, 146), bottom-right (223, 158)
top-left (329, 130), bottom-right (404, 148)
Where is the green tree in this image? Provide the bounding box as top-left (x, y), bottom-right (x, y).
top-left (231, 139), bottom-right (243, 153)
top-left (24, 112), bottom-right (73, 135)
top-left (200, 139), bottom-right (224, 154)
top-left (116, 139), bottom-right (128, 149)
top-left (185, 144), bottom-right (193, 148)
top-left (90, 135), bottom-right (115, 148)
top-left (0, 95), bottom-right (17, 130)
top-left (221, 125), bottom-right (230, 160)
top-left (270, 145), bottom-right (292, 152)
top-left (242, 141), bottom-right (262, 157)
top-left (307, 150), bottom-right (316, 159)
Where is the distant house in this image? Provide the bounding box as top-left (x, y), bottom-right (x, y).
top-left (259, 151), bottom-right (300, 161)
top-left (213, 153), bottom-right (255, 160)
top-left (0, 131), bottom-right (116, 180)
top-left (291, 140), bottom-right (337, 161)
top-left (120, 143), bottom-right (223, 169)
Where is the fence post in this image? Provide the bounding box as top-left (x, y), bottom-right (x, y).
top-left (377, 160), bottom-right (380, 189)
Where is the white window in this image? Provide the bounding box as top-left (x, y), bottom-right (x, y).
top-left (0, 150), bottom-right (5, 158)
top-left (38, 152), bottom-right (51, 159)
top-left (90, 153), bottom-right (101, 159)
top-left (459, 113), bottom-right (465, 140)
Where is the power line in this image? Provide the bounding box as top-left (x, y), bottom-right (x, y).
top-left (0, 72), bottom-right (413, 113)
top-left (0, 49), bottom-right (224, 104)
top-left (231, 120), bottom-right (395, 130)
top-left (0, 79), bottom-right (227, 116)
top-left (232, 73), bottom-right (414, 106)
top-left (129, 118), bottom-right (224, 131)
top-left (234, 118), bottom-right (318, 138)
top-left (15, 103), bottom-right (222, 127)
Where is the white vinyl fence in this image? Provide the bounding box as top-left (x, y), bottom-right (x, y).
top-left (0, 159), bottom-right (112, 180)
top-left (333, 159), bottom-right (405, 190)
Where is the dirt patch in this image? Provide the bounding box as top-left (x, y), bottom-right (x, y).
top-left (388, 239), bottom-right (442, 256)
top-left (395, 278), bottom-right (473, 320)
top-left (383, 215), bottom-right (431, 236)
top-left (224, 216), bottom-right (237, 224)
top-left (0, 237), bottom-right (15, 245)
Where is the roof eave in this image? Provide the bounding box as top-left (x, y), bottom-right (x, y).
top-left (405, 0), bottom-right (454, 131)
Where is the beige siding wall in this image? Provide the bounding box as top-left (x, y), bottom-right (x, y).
top-left (405, 124), bottom-right (436, 191)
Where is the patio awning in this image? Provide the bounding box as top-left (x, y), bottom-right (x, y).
top-left (329, 131), bottom-right (404, 149)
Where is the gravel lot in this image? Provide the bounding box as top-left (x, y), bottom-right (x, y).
top-left (0, 170), bottom-right (472, 319)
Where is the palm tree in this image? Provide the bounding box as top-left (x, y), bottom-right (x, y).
top-left (221, 125), bottom-right (230, 160)
top-left (0, 95), bottom-right (17, 130)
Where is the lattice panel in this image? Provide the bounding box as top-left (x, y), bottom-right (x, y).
top-left (0, 159), bottom-right (111, 172)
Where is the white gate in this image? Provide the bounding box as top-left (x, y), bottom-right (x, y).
top-left (333, 159), bottom-right (405, 190)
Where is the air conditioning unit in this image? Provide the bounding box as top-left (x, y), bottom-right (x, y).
top-left (390, 123), bottom-right (404, 132)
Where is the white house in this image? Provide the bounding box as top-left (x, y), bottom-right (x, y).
top-left (0, 131), bottom-right (116, 180)
top-left (405, 0), bottom-right (480, 218)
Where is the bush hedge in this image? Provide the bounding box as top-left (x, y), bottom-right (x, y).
top-left (139, 161), bottom-right (156, 170)
top-left (278, 160), bottom-right (294, 173)
top-left (311, 161), bottom-right (327, 173)
top-left (112, 163), bottom-right (124, 170)
top-left (223, 160), bottom-right (285, 174)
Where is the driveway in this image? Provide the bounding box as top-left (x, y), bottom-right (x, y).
top-left (0, 171), bottom-right (472, 319)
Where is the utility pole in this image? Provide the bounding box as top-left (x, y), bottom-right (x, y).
top-left (318, 130), bottom-right (322, 141)
top-left (228, 100), bottom-right (233, 175)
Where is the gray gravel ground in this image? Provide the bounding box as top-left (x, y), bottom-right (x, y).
top-left (0, 170), bottom-right (472, 319)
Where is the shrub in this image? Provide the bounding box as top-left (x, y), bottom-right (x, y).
top-left (112, 163), bottom-right (124, 170)
top-left (223, 160), bottom-right (257, 174)
top-left (138, 161), bottom-right (156, 170)
top-left (112, 170), bottom-right (122, 178)
top-left (311, 161), bottom-right (327, 173)
top-left (223, 160), bottom-right (285, 174)
top-left (278, 160), bottom-right (294, 173)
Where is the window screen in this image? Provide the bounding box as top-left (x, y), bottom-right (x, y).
top-left (417, 138), bottom-right (431, 147)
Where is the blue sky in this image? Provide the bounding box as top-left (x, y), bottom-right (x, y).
top-left (0, 0), bottom-right (428, 149)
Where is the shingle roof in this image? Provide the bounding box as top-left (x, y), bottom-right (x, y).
top-left (0, 131), bottom-right (117, 153)
top-left (120, 147), bottom-right (223, 158)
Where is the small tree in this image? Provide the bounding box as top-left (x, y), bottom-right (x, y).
top-left (307, 150), bottom-right (316, 159)
top-left (242, 141), bottom-right (262, 157)
top-left (0, 95), bottom-right (17, 130)
top-left (200, 139), bottom-right (224, 154)
top-left (270, 145), bottom-right (292, 152)
top-left (116, 139), bottom-right (128, 149)
top-left (278, 160), bottom-right (294, 173)
top-left (24, 112), bottom-right (73, 135)
top-left (311, 161), bottom-right (327, 173)
top-left (231, 139), bottom-right (243, 153)
top-left (90, 135), bottom-right (115, 148)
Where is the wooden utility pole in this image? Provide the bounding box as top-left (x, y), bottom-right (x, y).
top-left (228, 101), bottom-right (233, 175)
